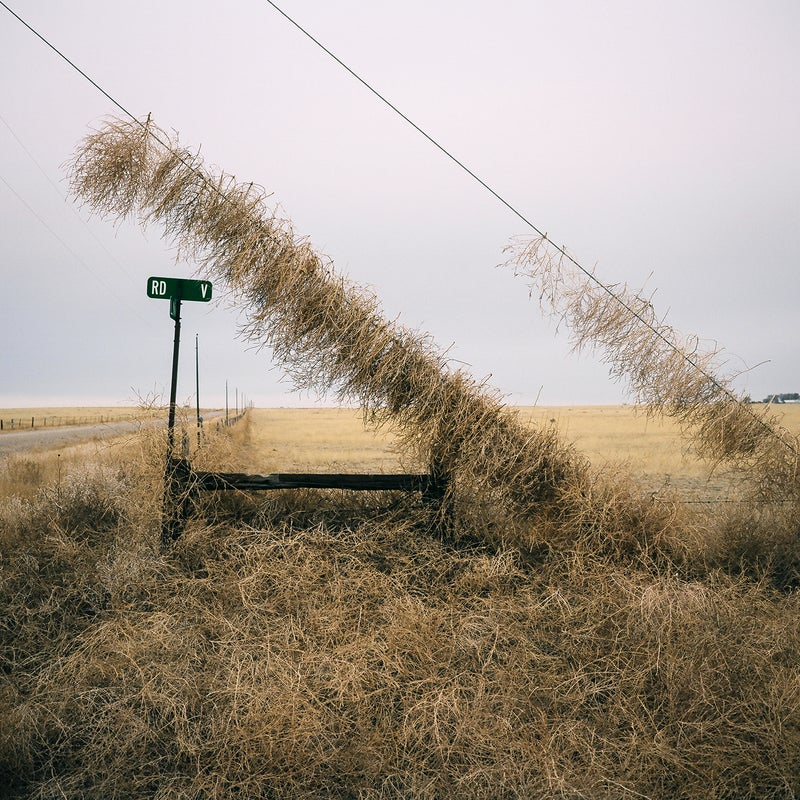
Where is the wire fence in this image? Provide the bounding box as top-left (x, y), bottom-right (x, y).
top-left (215, 411), bottom-right (246, 430)
top-left (0, 412), bottom-right (163, 433)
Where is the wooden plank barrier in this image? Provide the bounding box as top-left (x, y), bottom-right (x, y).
top-left (192, 471), bottom-right (432, 492)
top-left (161, 459), bottom-right (452, 548)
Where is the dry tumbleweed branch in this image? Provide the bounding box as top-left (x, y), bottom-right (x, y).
top-left (505, 235), bottom-right (800, 500)
top-left (73, 116), bottom-right (649, 548)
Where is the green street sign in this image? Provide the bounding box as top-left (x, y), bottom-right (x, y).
top-left (147, 277), bottom-right (212, 302)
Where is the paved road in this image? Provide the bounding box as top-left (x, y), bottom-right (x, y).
top-left (0, 412), bottom-right (225, 458)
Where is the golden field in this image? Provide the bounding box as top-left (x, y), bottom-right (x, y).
top-left (0, 406), bottom-right (155, 432)
top-left (41, 113), bottom-right (797, 797)
top-left (2, 405), bottom-right (799, 798)
top-left (224, 404), bottom-right (800, 500)
top-left (522, 403), bottom-right (800, 499)
top-left (4, 401), bottom-right (799, 460)
top-left (3, 404), bottom-right (799, 504)
top-left (207, 403), bottom-right (800, 467)
top-left (4, 404), bottom-right (800, 502)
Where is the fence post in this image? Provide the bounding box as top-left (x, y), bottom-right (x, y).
top-left (161, 456), bottom-right (195, 549)
top-left (424, 454), bottom-right (454, 536)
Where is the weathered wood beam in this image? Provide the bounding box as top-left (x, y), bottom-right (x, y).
top-left (192, 471), bottom-right (433, 492)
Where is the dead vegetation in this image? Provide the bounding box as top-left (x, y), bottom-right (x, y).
top-left (505, 235), bottom-right (800, 502)
top-left (69, 116), bottom-right (666, 556)
top-left (67, 116), bottom-right (800, 566)
top-left (1, 424), bottom-right (799, 798)
top-left (1, 114), bottom-right (786, 796)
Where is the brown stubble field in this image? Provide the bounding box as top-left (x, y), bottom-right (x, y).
top-left (30, 113), bottom-right (794, 797)
top-left (0, 406), bottom-right (150, 429)
top-left (7, 403), bottom-right (797, 501)
top-left (2, 404), bottom-right (800, 799)
top-left (523, 404), bottom-right (800, 500)
top-left (0, 406), bottom-right (205, 498)
top-left (225, 404), bottom-right (800, 501)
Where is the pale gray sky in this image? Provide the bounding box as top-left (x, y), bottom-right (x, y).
top-left (1, 1), bottom-right (798, 408)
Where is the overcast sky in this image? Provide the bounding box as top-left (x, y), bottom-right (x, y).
top-left (1, 1), bottom-right (797, 409)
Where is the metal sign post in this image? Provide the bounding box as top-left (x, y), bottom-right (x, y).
top-left (196, 334), bottom-right (202, 449)
top-left (167, 289), bottom-right (182, 459)
top-left (147, 277), bottom-right (213, 547)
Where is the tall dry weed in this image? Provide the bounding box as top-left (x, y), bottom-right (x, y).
top-left (67, 116), bottom-right (687, 563)
top-left (506, 235), bottom-right (800, 580)
top-left (2, 406), bottom-right (798, 797)
top-left (505, 235), bottom-right (800, 501)
top-left (2, 497), bottom-right (799, 798)
top-left (1, 114), bottom-right (788, 798)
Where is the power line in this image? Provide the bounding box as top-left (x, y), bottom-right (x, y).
top-left (255, 2), bottom-right (709, 355)
top-left (0, 2), bottom-right (172, 155)
top-left (259, 0), bottom-right (799, 459)
top-left (2, 0), bottom-right (796, 461)
top-left (0, 171), bottom-right (149, 322)
top-left (0, 0), bottom-right (739, 383)
top-left (0, 111), bottom-right (142, 292)
top-left (0, 1), bottom-right (137, 122)
top-left (262, 1), bottom-right (547, 239)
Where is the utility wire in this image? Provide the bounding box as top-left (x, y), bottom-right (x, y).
top-left (256, 3), bottom-right (708, 358)
top-left (2, 0), bottom-right (796, 459)
top-left (263, 1), bottom-right (546, 239)
top-left (0, 0), bottom-right (744, 381)
top-left (260, 0), bottom-right (799, 459)
top-left (0, 170), bottom-right (149, 322)
top-left (0, 1), bottom-right (137, 122)
top-left (0, 111), bottom-right (142, 292)
top-left (0, 2), bottom-right (173, 154)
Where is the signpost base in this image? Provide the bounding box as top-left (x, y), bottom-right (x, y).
top-left (160, 457), bottom-right (195, 550)
top-left (147, 276), bottom-right (213, 552)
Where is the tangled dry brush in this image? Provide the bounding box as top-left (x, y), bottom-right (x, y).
top-left (506, 236), bottom-right (800, 502)
top-left (68, 116), bottom-right (682, 559)
top-left (1, 116), bottom-right (799, 799)
top-left (2, 454), bottom-right (800, 799)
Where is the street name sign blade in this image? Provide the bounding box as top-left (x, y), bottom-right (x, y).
top-left (147, 277), bottom-right (213, 302)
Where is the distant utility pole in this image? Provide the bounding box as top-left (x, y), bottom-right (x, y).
top-left (195, 334), bottom-right (201, 448)
top-left (225, 380), bottom-right (229, 426)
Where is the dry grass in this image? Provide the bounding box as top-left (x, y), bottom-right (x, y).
top-left (0, 404), bottom-right (211, 500)
top-left (522, 404), bottom-right (800, 500)
top-left (0, 406), bottom-right (154, 432)
top-left (1, 418), bottom-right (799, 798)
top-left (0, 434), bottom-right (148, 501)
top-left (504, 237), bottom-right (800, 582)
top-left (230, 407), bottom-right (405, 474)
top-left (506, 236), bottom-right (800, 503)
top-left (25, 115), bottom-right (796, 795)
top-left (69, 117), bottom-right (648, 556)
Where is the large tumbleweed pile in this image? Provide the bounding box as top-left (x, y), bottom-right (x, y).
top-left (505, 235), bottom-right (800, 502)
top-left (69, 116), bottom-right (674, 555)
